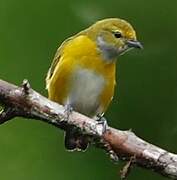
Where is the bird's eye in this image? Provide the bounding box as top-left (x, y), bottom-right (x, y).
top-left (113, 31), bottom-right (122, 38)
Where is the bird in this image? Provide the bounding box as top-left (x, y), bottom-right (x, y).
top-left (46, 18), bottom-right (143, 151)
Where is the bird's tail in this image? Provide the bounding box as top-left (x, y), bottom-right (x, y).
top-left (64, 126), bottom-right (89, 151)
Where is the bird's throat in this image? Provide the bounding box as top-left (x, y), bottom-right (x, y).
top-left (96, 36), bottom-right (118, 62)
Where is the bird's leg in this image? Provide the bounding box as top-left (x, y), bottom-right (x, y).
top-left (95, 115), bottom-right (118, 162)
top-left (64, 104), bottom-right (73, 120)
top-left (95, 114), bottom-right (108, 135)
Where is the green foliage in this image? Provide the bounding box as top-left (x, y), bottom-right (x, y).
top-left (0, 0), bottom-right (177, 179)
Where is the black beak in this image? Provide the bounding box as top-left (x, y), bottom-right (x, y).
top-left (126, 40), bottom-right (143, 49)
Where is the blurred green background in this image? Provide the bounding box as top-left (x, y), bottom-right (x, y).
top-left (0, 0), bottom-right (177, 179)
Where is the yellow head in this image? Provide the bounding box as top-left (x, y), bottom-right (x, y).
top-left (81, 18), bottom-right (143, 61)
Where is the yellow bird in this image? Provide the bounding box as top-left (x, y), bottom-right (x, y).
top-left (46, 18), bottom-right (143, 151)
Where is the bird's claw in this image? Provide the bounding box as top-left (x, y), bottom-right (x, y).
top-left (95, 115), bottom-right (108, 136)
top-left (64, 104), bottom-right (73, 120)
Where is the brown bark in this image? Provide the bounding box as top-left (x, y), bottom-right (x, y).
top-left (0, 79), bottom-right (177, 179)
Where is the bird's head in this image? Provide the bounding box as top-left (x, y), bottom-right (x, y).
top-left (85, 18), bottom-right (143, 61)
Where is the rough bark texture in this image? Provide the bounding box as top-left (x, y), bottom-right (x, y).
top-left (0, 79), bottom-right (177, 179)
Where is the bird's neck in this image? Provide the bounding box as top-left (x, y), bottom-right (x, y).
top-left (96, 36), bottom-right (118, 63)
top-left (79, 29), bottom-right (118, 63)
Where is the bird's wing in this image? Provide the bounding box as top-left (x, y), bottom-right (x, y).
top-left (45, 37), bottom-right (74, 89)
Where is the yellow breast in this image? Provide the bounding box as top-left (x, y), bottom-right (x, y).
top-left (48, 35), bottom-right (116, 116)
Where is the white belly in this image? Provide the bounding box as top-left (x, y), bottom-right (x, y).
top-left (66, 67), bottom-right (105, 117)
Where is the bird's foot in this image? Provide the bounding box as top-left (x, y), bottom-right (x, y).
top-left (97, 115), bottom-right (108, 132)
top-left (95, 115), bottom-right (108, 136)
top-left (64, 104), bottom-right (73, 120)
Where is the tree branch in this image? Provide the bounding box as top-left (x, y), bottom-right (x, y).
top-left (0, 79), bottom-right (176, 179)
